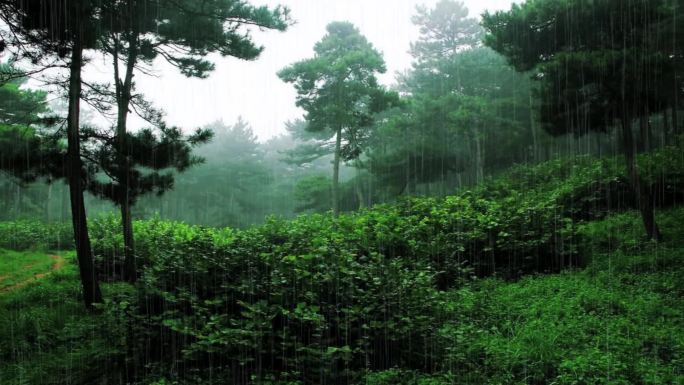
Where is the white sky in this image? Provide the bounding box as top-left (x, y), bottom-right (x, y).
top-left (83, 0), bottom-right (517, 141)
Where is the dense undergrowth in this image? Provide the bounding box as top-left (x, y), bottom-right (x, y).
top-left (0, 150), bottom-right (683, 384)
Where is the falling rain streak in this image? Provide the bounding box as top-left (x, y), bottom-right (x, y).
top-left (0, 0), bottom-right (682, 384)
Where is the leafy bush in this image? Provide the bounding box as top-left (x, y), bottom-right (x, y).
top-left (0, 220), bottom-right (73, 251)
top-left (1, 149), bottom-right (683, 384)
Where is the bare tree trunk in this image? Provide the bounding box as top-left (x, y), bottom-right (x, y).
top-left (621, 115), bottom-right (662, 241)
top-left (332, 126), bottom-right (342, 217)
top-left (530, 92), bottom-right (539, 163)
top-left (114, 29), bottom-right (138, 283)
top-left (473, 128), bottom-right (484, 184)
top-left (67, 37), bottom-right (103, 308)
top-left (355, 183), bottom-right (365, 210)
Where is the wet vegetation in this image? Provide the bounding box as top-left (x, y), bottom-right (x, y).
top-left (0, 0), bottom-right (683, 384)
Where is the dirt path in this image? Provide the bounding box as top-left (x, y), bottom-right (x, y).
top-left (0, 254), bottom-right (66, 294)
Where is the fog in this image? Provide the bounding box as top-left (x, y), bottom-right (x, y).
top-left (86, 0), bottom-right (517, 140)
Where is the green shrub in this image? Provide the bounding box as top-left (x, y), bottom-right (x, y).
top-left (0, 220), bottom-right (73, 251)
top-left (1, 148), bottom-right (683, 384)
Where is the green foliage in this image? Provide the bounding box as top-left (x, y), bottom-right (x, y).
top-left (279, 21), bottom-right (396, 214)
top-left (482, 0), bottom-right (683, 134)
top-left (0, 249), bottom-right (56, 289)
top-left (85, 124), bottom-right (213, 206)
top-left (108, 0), bottom-right (291, 77)
top-left (1, 150), bottom-right (683, 383)
top-left (278, 21), bottom-right (391, 145)
top-left (0, 221), bottom-right (73, 251)
top-left (2, 205), bottom-right (683, 384)
top-left (0, 254), bottom-right (133, 385)
top-left (410, 0), bottom-right (481, 62)
top-left (369, 1), bottom-right (538, 194)
top-left (0, 68), bottom-right (48, 126)
top-left (0, 66), bottom-right (63, 187)
top-left (294, 175), bottom-right (332, 212)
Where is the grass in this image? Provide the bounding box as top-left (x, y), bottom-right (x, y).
top-left (0, 249), bottom-right (65, 291)
top-left (463, 249), bottom-right (684, 384)
top-left (0, 254), bottom-right (131, 385)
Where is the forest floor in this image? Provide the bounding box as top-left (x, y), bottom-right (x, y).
top-left (0, 250), bottom-right (66, 293)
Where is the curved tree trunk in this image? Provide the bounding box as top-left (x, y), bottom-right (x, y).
top-left (67, 37), bottom-right (103, 308)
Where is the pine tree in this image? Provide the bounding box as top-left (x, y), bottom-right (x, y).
top-left (0, 0), bottom-right (107, 307)
top-left (483, 0), bottom-right (684, 240)
top-left (97, 0), bottom-right (290, 282)
top-left (279, 22), bottom-right (396, 216)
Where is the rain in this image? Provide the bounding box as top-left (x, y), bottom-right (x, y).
top-left (0, 0), bottom-right (682, 384)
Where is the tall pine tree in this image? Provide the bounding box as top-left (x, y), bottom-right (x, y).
top-left (279, 22), bottom-right (395, 216)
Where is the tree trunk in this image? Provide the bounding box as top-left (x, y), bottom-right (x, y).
top-left (662, 110), bottom-right (670, 146)
top-left (332, 127), bottom-right (342, 217)
top-left (67, 38), bottom-right (103, 308)
top-left (621, 115), bottom-right (662, 241)
top-left (355, 184), bottom-right (365, 210)
top-left (473, 128), bottom-right (484, 184)
top-left (45, 182), bottom-right (52, 222)
top-left (114, 30), bottom-right (138, 283)
top-left (120, 202), bottom-right (136, 281)
top-left (405, 154), bottom-right (417, 195)
top-left (530, 92), bottom-right (539, 163)
top-left (354, 161), bottom-right (365, 210)
top-left (673, 105), bottom-right (679, 136)
top-left (638, 113), bottom-right (650, 152)
top-left (13, 184), bottom-right (20, 216)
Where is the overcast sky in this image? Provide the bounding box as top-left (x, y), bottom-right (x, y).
top-left (83, 0), bottom-right (517, 141)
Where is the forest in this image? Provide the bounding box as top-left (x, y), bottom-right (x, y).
top-left (0, 0), bottom-right (682, 384)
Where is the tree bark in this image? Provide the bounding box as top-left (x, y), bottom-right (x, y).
top-left (67, 37), bottom-right (103, 308)
top-left (621, 115), bottom-right (662, 241)
top-left (114, 28), bottom-right (138, 283)
top-left (332, 126), bottom-right (342, 217)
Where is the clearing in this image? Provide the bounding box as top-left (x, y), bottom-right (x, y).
top-left (0, 249), bottom-right (66, 293)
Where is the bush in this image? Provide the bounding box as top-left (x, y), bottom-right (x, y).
top-left (1, 148), bottom-right (683, 384)
top-left (0, 220), bottom-right (73, 251)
